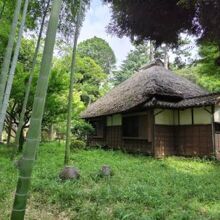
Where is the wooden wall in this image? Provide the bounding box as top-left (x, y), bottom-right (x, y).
top-left (175, 125), bottom-right (213, 156)
top-left (154, 124), bottom-right (213, 157)
top-left (215, 133), bottom-right (220, 159)
top-left (88, 113), bottom-right (213, 157)
top-left (88, 125), bottom-right (153, 155)
top-left (154, 125), bottom-right (175, 157)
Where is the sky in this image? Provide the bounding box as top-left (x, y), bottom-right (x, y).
top-left (78, 0), bottom-right (134, 67)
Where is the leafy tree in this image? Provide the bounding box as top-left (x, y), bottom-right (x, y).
top-left (113, 43), bottom-right (150, 85)
top-left (0, 0), bottom-right (15, 57)
top-left (195, 43), bottom-right (220, 92)
top-left (77, 36), bottom-right (116, 74)
top-left (175, 42), bottom-right (220, 92)
top-left (104, 0), bottom-right (195, 45)
top-left (104, 0), bottom-right (220, 51)
top-left (55, 54), bottom-right (107, 105)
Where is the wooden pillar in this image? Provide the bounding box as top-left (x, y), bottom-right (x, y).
top-left (211, 105), bottom-right (217, 158)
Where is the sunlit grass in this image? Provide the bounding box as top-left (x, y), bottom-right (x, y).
top-left (1, 142), bottom-right (220, 219)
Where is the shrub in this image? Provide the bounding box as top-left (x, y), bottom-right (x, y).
top-left (71, 119), bottom-right (94, 141)
top-left (70, 139), bottom-right (86, 150)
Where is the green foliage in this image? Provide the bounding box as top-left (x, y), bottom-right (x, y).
top-left (104, 0), bottom-right (220, 48)
top-left (113, 44), bottom-right (150, 85)
top-left (54, 53), bottom-right (108, 105)
top-left (77, 36), bottom-right (116, 74)
top-left (71, 119), bottom-right (94, 140)
top-left (104, 0), bottom-right (195, 46)
top-left (70, 138), bottom-right (86, 150)
top-left (1, 143), bottom-right (220, 219)
top-left (7, 38), bottom-right (107, 136)
top-left (176, 43), bottom-right (220, 92)
top-left (196, 43), bottom-right (220, 92)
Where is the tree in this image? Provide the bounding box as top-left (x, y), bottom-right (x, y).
top-left (0, 0), bottom-right (30, 140)
top-left (173, 42), bottom-right (220, 92)
top-left (77, 36), bottom-right (116, 74)
top-left (15, 0), bottom-right (51, 151)
top-left (11, 0), bottom-right (62, 218)
top-left (56, 54), bottom-right (107, 104)
top-left (104, 0), bottom-right (220, 51)
top-left (194, 43), bottom-right (220, 92)
top-left (113, 43), bottom-right (150, 85)
top-left (104, 0), bottom-right (195, 45)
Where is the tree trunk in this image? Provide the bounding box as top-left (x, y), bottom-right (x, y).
top-left (7, 117), bottom-right (12, 145)
top-left (0, 0), bottom-right (29, 138)
top-left (15, 0), bottom-right (51, 150)
top-left (48, 124), bottom-right (55, 141)
top-left (11, 0), bottom-right (62, 219)
top-left (65, 0), bottom-right (82, 165)
top-left (0, 0), bottom-right (22, 111)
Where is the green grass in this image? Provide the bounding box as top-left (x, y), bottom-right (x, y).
top-left (1, 143), bottom-right (220, 219)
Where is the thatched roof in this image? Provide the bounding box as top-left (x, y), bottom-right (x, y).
top-left (81, 60), bottom-right (209, 118)
top-left (144, 93), bottom-right (220, 109)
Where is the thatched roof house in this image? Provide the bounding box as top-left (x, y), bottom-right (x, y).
top-left (82, 60), bottom-right (220, 159)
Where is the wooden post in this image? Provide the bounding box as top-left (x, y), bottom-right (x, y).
top-left (211, 105), bottom-right (216, 158)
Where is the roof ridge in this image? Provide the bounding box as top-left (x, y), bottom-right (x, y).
top-left (139, 59), bottom-right (164, 71)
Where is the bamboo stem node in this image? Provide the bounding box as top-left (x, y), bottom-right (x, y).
top-left (22, 157), bottom-right (35, 161)
top-left (15, 193), bottom-right (27, 197)
top-left (12, 209), bottom-right (26, 212)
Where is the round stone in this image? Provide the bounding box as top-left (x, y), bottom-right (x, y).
top-left (59, 166), bottom-right (80, 180)
top-left (100, 165), bottom-right (112, 177)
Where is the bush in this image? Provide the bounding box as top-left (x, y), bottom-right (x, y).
top-left (70, 139), bottom-right (86, 150)
top-left (71, 119), bottom-right (94, 141)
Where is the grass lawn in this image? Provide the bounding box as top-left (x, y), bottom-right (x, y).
top-left (1, 143), bottom-right (220, 220)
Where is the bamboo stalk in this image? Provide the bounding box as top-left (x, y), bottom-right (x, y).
top-left (15, 0), bottom-right (51, 151)
top-left (0, 0), bottom-right (22, 112)
top-left (11, 0), bottom-right (62, 219)
top-left (64, 0), bottom-right (82, 165)
top-left (0, 0), bottom-right (30, 138)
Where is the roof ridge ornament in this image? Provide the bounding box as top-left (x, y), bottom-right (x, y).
top-left (139, 59), bottom-right (164, 71)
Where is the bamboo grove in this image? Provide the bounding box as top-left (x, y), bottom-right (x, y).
top-left (0, 0), bottom-right (87, 219)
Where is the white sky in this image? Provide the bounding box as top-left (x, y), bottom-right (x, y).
top-left (78, 0), bottom-right (134, 67)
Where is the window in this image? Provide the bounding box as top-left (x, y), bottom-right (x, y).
top-left (122, 116), bottom-right (139, 137)
top-left (122, 113), bottom-right (149, 139)
top-left (107, 114), bottom-right (122, 126)
top-left (215, 123), bottom-right (220, 133)
top-left (90, 119), bottom-right (104, 138)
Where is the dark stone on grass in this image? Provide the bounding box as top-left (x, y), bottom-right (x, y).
top-left (100, 165), bottom-right (112, 177)
top-left (59, 166), bottom-right (80, 180)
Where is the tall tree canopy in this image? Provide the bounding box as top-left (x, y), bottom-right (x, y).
top-left (104, 0), bottom-right (220, 48)
top-left (77, 36), bottom-right (116, 74)
top-left (195, 43), bottom-right (220, 92)
top-left (113, 44), bottom-right (150, 85)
